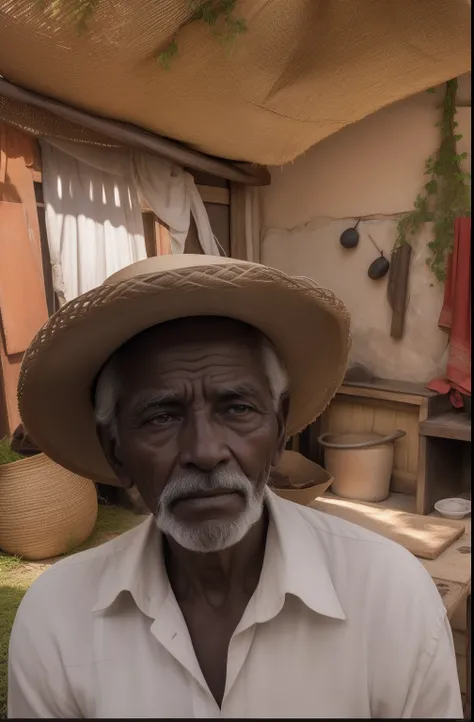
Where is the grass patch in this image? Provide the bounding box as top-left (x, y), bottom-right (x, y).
top-left (0, 504), bottom-right (145, 718)
top-left (0, 555), bottom-right (41, 719)
top-left (0, 438), bottom-right (24, 466)
top-left (69, 504), bottom-right (145, 555)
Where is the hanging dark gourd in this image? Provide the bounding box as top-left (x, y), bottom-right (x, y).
top-left (340, 218), bottom-right (361, 248)
top-left (367, 234), bottom-right (390, 280)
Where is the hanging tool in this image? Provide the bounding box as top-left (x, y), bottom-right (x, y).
top-left (340, 218), bottom-right (361, 249)
top-left (367, 234), bottom-right (390, 279)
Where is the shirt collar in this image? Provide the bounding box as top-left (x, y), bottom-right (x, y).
top-left (253, 490), bottom-right (346, 622)
top-left (91, 514), bottom-right (167, 616)
top-left (92, 490), bottom-right (346, 623)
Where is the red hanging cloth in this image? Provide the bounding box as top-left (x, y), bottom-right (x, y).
top-left (427, 217), bottom-right (471, 407)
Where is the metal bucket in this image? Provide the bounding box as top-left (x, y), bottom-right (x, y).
top-left (318, 430), bottom-right (406, 502)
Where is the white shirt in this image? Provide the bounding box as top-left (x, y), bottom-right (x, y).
top-left (8, 491), bottom-right (462, 719)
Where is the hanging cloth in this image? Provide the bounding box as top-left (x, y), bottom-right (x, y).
top-left (44, 138), bottom-right (218, 259)
top-left (427, 217), bottom-right (471, 407)
top-left (40, 140), bottom-right (147, 304)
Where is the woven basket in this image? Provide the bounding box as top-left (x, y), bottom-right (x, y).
top-left (270, 450), bottom-right (334, 506)
top-left (0, 453), bottom-right (98, 560)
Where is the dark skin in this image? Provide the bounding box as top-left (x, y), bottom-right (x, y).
top-left (98, 317), bottom-right (289, 706)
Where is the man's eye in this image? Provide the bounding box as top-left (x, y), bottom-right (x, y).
top-left (226, 404), bottom-right (254, 415)
top-left (147, 413), bottom-right (176, 425)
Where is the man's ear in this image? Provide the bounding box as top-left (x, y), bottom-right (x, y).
top-left (271, 391), bottom-right (290, 467)
top-left (96, 424), bottom-right (133, 490)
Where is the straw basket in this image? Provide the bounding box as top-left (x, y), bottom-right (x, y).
top-left (0, 453), bottom-right (98, 560)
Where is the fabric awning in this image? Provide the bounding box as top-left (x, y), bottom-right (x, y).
top-left (0, 0), bottom-right (470, 166)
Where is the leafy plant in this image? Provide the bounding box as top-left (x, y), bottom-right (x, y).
top-left (0, 438), bottom-right (24, 466)
top-left (393, 78), bottom-right (471, 283)
top-left (41, 0), bottom-right (247, 68)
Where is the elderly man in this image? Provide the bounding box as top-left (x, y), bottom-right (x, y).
top-left (9, 255), bottom-right (462, 718)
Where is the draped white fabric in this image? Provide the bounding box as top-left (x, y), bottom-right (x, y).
top-left (40, 141), bottom-right (146, 304)
top-left (132, 154), bottom-right (219, 256)
top-left (41, 140), bottom-right (218, 302)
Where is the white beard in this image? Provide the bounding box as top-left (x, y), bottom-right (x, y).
top-left (154, 470), bottom-right (266, 553)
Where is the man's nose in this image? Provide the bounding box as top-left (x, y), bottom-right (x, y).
top-left (179, 412), bottom-right (231, 471)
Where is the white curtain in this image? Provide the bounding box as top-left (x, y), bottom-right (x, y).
top-left (40, 141), bottom-right (146, 304)
top-left (41, 139), bottom-right (219, 303)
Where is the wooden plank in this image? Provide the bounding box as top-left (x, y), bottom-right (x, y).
top-left (142, 211), bottom-right (157, 258)
top-left (419, 411), bottom-right (471, 443)
top-left (312, 496), bottom-right (465, 560)
top-left (0, 201), bottom-right (49, 354)
top-left (339, 385), bottom-right (425, 406)
top-left (155, 220), bottom-right (171, 255)
top-left (318, 491), bottom-right (470, 586)
top-left (187, 170), bottom-right (229, 188)
top-left (229, 183), bottom-right (247, 260)
top-left (422, 516), bottom-right (471, 587)
top-left (196, 185), bottom-right (230, 205)
top-left (36, 204), bottom-right (57, 317)
top-left (342, 378), bottom-right (437, 398)
top-left (0, 345), bottom-right (22, 436)
top-left (416, 398), bottom-right (430, 515)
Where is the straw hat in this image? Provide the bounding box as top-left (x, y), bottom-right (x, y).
top-left (18, 255), bottom-right (351, 486)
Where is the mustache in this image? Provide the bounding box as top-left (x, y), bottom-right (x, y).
top-left (157, 469), bottom-right (256, 511)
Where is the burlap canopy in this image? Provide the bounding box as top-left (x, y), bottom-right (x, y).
top-left (0, 0), bottom-right (470, 166)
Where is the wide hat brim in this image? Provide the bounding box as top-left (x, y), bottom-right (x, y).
top-left (18, 255), bottom-right (351, 486)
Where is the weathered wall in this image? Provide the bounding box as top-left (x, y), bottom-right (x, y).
top-left (261, 75), bottom-right (471, 383)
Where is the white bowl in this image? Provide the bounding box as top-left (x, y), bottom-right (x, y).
top-left (434, 498), bottom-right (471, 520)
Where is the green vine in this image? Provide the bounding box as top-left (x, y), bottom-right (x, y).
top-left (42, 0), bottom-right (247, 68)
top-left (394, 78), bottom-right (471, 283)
